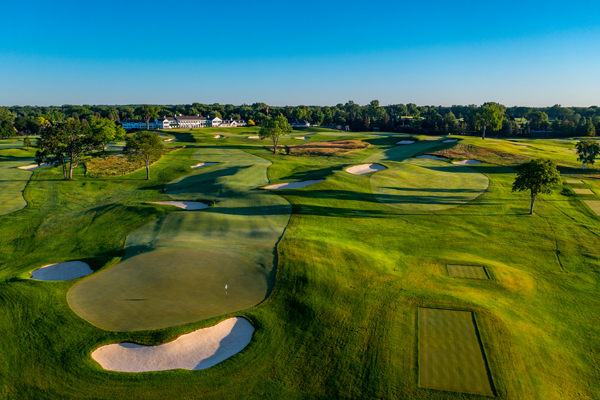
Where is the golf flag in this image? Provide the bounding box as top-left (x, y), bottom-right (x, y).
top-left (266, 107), bottom-right (269, 115)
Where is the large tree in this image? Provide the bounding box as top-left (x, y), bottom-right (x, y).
top-left (36, 120), bottom-right (97, 179)
top-left (136, 105), bottom-right (160, 130)
top-left (259, 115), bottom-right (292, 154)
top-left (512, 158), bottom-right (561, 215)
top-left (576, 139), bottom-right (600, 169)
top-left (91, 118), bottom-right (124, 150)
top-left (124, 131), bottom-right (164, 179)
top-left (474, 102), bottom-right (505, 140)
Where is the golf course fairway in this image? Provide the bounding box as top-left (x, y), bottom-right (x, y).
top-left (0, 149), bottom-right (36, 216)
top-left (68, 147), bottom-right (291, 331)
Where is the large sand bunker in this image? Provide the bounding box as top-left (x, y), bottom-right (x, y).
top-left (214, 135), bottom-right (223, 139)
top-left (264, 179), bottom-right (325, 190)
top-left (191, 162), bottom-right (218, 169)
top-left (452, 159), bottom-right (481, 165)
top-left (247, 136), bottom-right (260, 139)
top-left (346, 163), bottom-right (387, 175)
top-left (92, 317), bottom-right (254, 372)
top-left (294, 137), bottom-right (309, 140)
top-left (152, 201), bottom-right (209, 210)
top-left (18, 163), bottom-right (50, 170)
top-left (164, 138), bottom-right (178, 142)
top-left (397, 140), bottom-right (416, 145)
top-left (31, 261), bottom-right (93, 281)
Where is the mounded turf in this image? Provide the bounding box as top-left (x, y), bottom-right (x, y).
top-left (370, 158), bottom-right (489, 213)
top-left (447, 265), bottom-right (489, 279)
top-left (0, 148), bottom-right (36, 216)
top-left (419, 308), bottom-right (494, 396)
top-left (68, 147), bottom-right (291, 331)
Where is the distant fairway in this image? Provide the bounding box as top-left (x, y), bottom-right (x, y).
top-left (68, 148), bottom-right (291, 331)
top-left (370, 158), bottom-right (489, 213)
top-left (419, 308), bottom-right (494, 396)
top-left (0, 149), bottom-right (35, 215)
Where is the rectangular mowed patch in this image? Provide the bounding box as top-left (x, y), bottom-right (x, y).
top-left (448, 265), bottom-right (489, 280)
top-left (573, 188), bottom-right (595, 195)
top-left (566, 179), bottom-right (585, 184)
top-left (419, 308), bottom-right (495, 397)
top-left (584, 200), bottom-right (600, 216)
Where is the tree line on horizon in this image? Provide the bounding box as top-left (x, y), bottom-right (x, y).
top-left (1, 101), bottom-right (599, 138)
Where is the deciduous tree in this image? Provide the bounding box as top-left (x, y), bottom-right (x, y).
top-left (124, 131), bottom-right (164, 179)
top-left (259, 115), bottom-right (292, 154)
top-left (576, 139), bottom-right (600, 169)
top-left (136, 105), bottom-right (159, 130)
top-left (474, 102), bottom-right (505, 139)
top-left (512, 158), bottom-right (561, 215)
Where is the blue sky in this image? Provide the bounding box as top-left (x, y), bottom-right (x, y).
top-left (1, 0), bottom-right (599, 107)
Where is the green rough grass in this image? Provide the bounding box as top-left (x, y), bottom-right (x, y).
top-left (1, 132), bottom-right (600, 399)
top-left (68, 147), bottom-right (291, 331)
top-left (0, 148), bottom-right (37, 216)
top-left (418, 308), bottom-right (495, 396)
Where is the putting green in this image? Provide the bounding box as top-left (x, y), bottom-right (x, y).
top-left (68, 148), bottom-right (291, 331)
top-left (419, 308), bottom-right (494, 396)
top-left (0, 149), bottom-right (35, 216)
top-left (370, 158), bottom-right (489, 213)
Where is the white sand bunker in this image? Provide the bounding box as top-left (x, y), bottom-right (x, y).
top-left (18, 163), bottom-right (50, 170)
top-left (92, 317), bottom-right (254, 372)
top-left (397, 140), bottom-right (416, 145)
top-left (452, 159), bottom-right (481, 165)
top-left (31, 261), bottom-right (93, 281)
top-left (164, 138), bottom-right (178, 142)
top-left (264, 179), bottom-right (325, 190)
top-left (214, 135), bottom-right (223, 139)
top-left (294, 137), bottom-right (309, 140)
top-left (442, 139), bottom-right (457, 143)
top-left (415, 155), bottom-right (446, 160)
top-left (346, 163), bottom-right (387, 175)
top-left (152, 201), bottom-right (209, 210)
top-left (248, 136), bottom-right (260, 139)
top-left (191, 162), bottom-right (218, 169)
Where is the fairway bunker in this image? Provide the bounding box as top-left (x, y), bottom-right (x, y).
top-left (396, 140), bottom-right (416, 145)
top-left (31, 261), bottom-right (93, 281)
top-left (165, 138), bottom-right (178, 142)
top-left (442, 139), bottom-right (458, 143)
top-left (191, 162), bottom-right (218, 169)
top-left (448, 265), bottom-right (489, 279)
top-left (415, 155), bottom-right (446, 160)
top-left (566, 179), bottom-right (584, 184)
top-left (214, 135), bottom-right (223, 139)
top-left (573, 189), bottom-right (595, 195)
top-left (18, 163), bottom-right (50, 170)
top-left (346, 163), bottom-right (387, 175)
top-left (452, 159), bottom-right (481, 165)
top-left (92, 317), bottom-right (254, 372)
top-left (294, 136), bottom-right (309, 140)
top-left (151, 201), bottom-right (209, 210)
top-left (419, 308), bottom-right (495, 396)
top-left (248, 136), bottom-right (260, 139)
top-left (264, 179), bottom-right (325, 190)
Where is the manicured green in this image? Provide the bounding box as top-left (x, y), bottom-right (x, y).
top-left (0, 129), bottom-right (600, 399)
top-left (447, 265), bottom-right (489, 280)
top-left (418, 308), bottom-right (494, 396)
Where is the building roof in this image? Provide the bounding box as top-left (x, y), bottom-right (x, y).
top-left (175, 115), bottom-right (207, 121)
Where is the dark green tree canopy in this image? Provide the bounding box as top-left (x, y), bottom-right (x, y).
top-left (512, 158), bottom-right (561, 214)
top-left (258, 115), bottom-right (292, 154)
top-left (576, 139), bottom-right (600, 169)
top-left (124, 131), bottom-right (164, 179)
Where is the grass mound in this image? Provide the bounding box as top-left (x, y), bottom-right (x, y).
top-left (432, 143), bottom-right (530, 166)
top-left (85, 147), bottom-right (182, 178)
top-left (287, 140), bottom-right (369, 156)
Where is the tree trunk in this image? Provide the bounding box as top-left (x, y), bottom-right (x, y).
top-left (482, 125), bottom-right (486, 140)
top-left (529, 194), bottom-right (536, 215)
top-left (69, 159), bottom-right (74, 180)
top-left (582, 161), bottom-right (585, 170)
top-left (146, 119), bottom-right (150, 130)
top-left (272, 136), bottom-right (278, 154)
top-left (146, 159), bottom-right (150, 180)
top-left (62, 161), bottom-right (67, 180)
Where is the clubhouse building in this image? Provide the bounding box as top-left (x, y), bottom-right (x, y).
top-left (121, 115), bottom-right (246, 130)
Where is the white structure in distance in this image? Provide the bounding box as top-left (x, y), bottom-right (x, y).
top-left (121, 115), bottom-right (246, 130)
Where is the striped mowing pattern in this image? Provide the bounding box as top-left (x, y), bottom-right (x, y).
top-left (584, 200), bottom-right (600, 216)
top-left (419, 308), bottom-right (495, 396)
top-left (573, 188), bottom-right (595, 195)
top-left (448, 265), bottom-right (489, 280)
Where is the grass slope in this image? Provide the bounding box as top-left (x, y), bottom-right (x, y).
top-left (0, 148), bottom-right (37, 216)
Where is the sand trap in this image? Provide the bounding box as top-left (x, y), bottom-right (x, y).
top-left (415, 155), bottom-right (446, 160)
top-left (18, 163), bottom-right (51, 170)
top-left (294, 137), bottom-right (309, 140)
top-left (164, 138), bottom-right (178, 142)
top-left (31, 261), bottom-right (93, 281)
top-left (346, 163), bottom-right (387, 175)
top-left (442, 139), bottom-right (457, 143)
top-left (247, 136), bottom-right (260, 139)
top-left (511, 143), bottom-right (529, 147)
top-left (566, 179), bottom-right (584, 184)
top-left (191, 162), bottom-right (218, 169)
top-left (92, 317), bottom-right (254, 372)
top-left (214, 135), bottom-right (223, 139)
top-left (151, 201), bottom-right (209, 210)
top-left (264, 179), bottom-right (325, 190)
top-left (397, 140), bottom-right (416, 145)
top-left (452, 159), bottom-right (481, 165)
top-left (573, 188), bottom-right (595, 195)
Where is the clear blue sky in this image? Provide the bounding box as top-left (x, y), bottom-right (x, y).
top-left (1, 0), bottom-right (599, 107)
